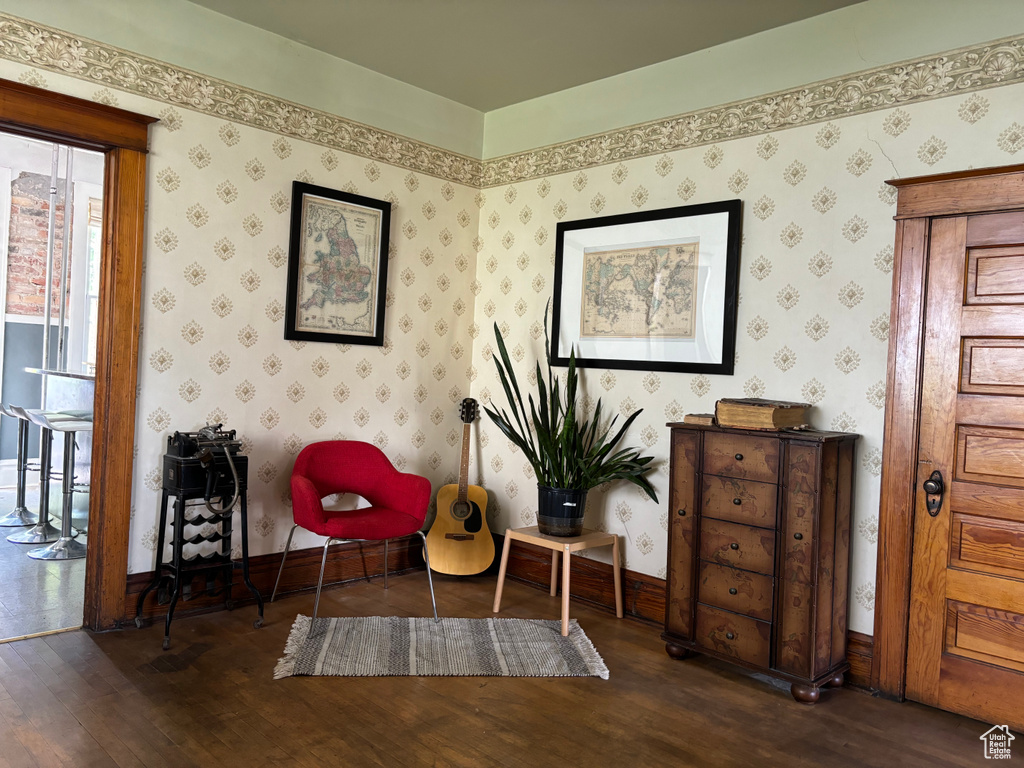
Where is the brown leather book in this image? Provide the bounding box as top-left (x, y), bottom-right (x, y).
top-left (714, 398), bottom-right (811, 430)
top-left (682, 413), bottom-right (716, 425)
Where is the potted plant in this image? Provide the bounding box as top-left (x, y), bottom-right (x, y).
top-left (482, 309), bottom-right (659, 537)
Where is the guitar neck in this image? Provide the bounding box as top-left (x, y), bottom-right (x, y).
top-left (457, 422), bottom-right (471, 502)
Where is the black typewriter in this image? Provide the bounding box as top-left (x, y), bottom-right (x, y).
top-left (163, 423), bottom-right (247, 502)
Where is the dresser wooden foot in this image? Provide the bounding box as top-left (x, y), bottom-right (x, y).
top-left (826, 672), bottom-right (845, 688)
top-left (790, 683), bottom-right (820, 704)
top-left (665, 643), bottom-right (693, 660)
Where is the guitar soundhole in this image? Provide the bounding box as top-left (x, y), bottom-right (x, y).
top-left (450, 500), bottom-right (471, 521)
top-left (449, 499), bottom-right (483, 533)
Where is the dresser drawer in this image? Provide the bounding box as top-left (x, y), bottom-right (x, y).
top-left (700, 518), bottom-right (776, 575)
top-left (703, 432), bottom-right (779, 483)
top-left (698, 561), bottom-right (774, 621)
top-left (695, 603), bottom-right (771, 667)
top-left (702, 475), bottom-right (777, 528)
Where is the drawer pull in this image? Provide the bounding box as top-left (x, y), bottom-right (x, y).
top-left (794, 532), bottom-right (803, 540)
top-left (677, 509), bottom-right (687, 517)
top-left (729, 587), bottom-right (737, 595)
top-left (730, 543), bottom-right (739, 550)
top-left (732, 497), bottom-right (742, 506)
top-left (734, 453), bottom-right (744, 461)
top-left (726, 632), bottom-right (735, 640)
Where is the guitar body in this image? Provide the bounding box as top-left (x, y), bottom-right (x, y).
top-left (426, 398), bottom-right (495, 576)
top-left (427, 483), bottom-right (493, 575)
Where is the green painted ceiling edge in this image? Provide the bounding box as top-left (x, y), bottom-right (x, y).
top-left (1, 12), bottom-right (1022, 188)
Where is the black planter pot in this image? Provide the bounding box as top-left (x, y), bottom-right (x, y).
top-left (537, 485), bottom-right (588, 537)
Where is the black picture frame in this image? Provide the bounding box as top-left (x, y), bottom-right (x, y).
top-left (284, 181), bottom-right (392, 346)
top-left (551, 199), bottom-right (742, 375)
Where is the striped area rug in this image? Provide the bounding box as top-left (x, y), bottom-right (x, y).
top-left (274, 615), bottom-right (609, 680)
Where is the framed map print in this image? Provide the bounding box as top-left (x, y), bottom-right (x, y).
top-left (551, 199), bottom-right (741, 375)
top-left (284, 181), bottom-right (392, 345)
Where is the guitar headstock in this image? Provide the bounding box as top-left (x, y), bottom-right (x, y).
top-left (460, 398), bottom-right (478, 423)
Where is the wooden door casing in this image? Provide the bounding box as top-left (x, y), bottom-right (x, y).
top-left (0, 78), bottom-right (155, 631)
top-left (878, 168), bottom-right (1024, 728)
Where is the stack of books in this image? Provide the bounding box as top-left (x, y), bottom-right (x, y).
top-left (714, 398), bottom-right (811, 430)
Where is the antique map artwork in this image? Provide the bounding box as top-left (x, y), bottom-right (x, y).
top-left (580, 241), bottom-right (699, 338)
top-left (295, 196), bottom-right (382, 336)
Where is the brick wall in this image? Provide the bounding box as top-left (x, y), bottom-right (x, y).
top-left (6, 171), bottom-right (68, 317)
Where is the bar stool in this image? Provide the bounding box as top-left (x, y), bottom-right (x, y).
top-left (0, 404), bottom-right (37, 527)
top-left (25, 412), bottom-right (91, 560)
top-left (6, 407), bottom-right (60, 545)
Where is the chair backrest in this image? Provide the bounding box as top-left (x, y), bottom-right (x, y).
top-left (292, 440), bottom-right (402, 503)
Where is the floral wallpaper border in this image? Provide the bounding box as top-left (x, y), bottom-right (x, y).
top-left (482, 36), bottom-right (1024, 186)
top-left (1, 12), bottom-right (1023, 188)
top-left (0, 13), bottom-right (483, 186)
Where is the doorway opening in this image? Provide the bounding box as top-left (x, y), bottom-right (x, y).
top-left (0, 131), bottom-right (103, 641)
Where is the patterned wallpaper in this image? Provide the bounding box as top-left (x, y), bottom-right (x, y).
top-left (2, 13), bottom-right (1024, 635)
top-left (0, 61), bottom-right (483, 574)
top-left (469, 84), bottom-right (1024, 635)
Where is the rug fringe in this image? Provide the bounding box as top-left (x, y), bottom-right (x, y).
top-left (567, 619), bottom-right (610, 680)
top-left (274, 614), bottom-right (311, 680)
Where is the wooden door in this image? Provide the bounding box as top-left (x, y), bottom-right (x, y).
top-left (906, 210), bottom-right (1024, 729)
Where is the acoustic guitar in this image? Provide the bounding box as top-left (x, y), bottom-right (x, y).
top-left (427, 398), bottom-right (494, 575)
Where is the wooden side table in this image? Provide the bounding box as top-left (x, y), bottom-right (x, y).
top-left (492, 526), bottom-right (622, 636)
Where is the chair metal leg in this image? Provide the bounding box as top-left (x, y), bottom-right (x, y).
top-left (8, 427), bottom-right (59, 544)
top-left (270, 523), bottom-right (297, 602)
top-left (383, 538), bottom-right (389, 590)
top-left (308, 537), bottom-right (334, 639)
top-left (29, 431), bottom-right (86, 560)
top-left (417, 531), bottom-right (439, 622)
top-left (0, 417), bottom-right (36, 527)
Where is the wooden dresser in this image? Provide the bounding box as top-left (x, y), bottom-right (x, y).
top-left (662, 423), bottom-right (858, 703)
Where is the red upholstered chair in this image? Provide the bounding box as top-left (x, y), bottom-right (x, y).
top-left (271, 441), bottom-right (438, 629)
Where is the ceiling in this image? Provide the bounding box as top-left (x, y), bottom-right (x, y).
top-left (186, 0), bottom-right (864, 112)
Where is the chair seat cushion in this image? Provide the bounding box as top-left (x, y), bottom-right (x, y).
top-left (317, 506), bottom-right (423, 541)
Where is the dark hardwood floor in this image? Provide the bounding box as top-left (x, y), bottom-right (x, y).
top-left (0, 570), bottom-right (1004, 767)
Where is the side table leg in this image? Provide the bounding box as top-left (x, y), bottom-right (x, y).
top-left (492, 529), bottom-right (513, 613)
top-left (238, 491), bottom-right (264, 628)
top-left (550, 550), bottom-right (559, 596)
top-left (560, 544), bottom-right (571, 636)
top-left (611, 534), bottom-right (623, 619)
top-left (135, 490), bottom-right (170, 628)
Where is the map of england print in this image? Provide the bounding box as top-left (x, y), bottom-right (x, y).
top-left (580, 241), bottom-right (699, 339)
top-left (295, 195), bottom-right (382, 337)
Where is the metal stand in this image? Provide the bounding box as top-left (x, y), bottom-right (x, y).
top-left (6, 427), bottom-right (60, 544)
top-left (0, 413), bottom-right (37, 527)
top-left (134, 457), bottom-right (264, 650)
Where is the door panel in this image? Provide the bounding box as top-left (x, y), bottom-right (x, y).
top-left (967, 246), bottom-right (1024, 303)
top-left (952, 514), bottom-right (1024, 575)
top-left (665, 430), bottom-right (700, 639)
top-left (961, 338), bottom-right (1024, 396)
top-left (906, 212), bottom-right (1024, 729)
top-left (957, 426), bottom-right (1024, 486)
top-left (946, 601), bottom-right (1024, 672)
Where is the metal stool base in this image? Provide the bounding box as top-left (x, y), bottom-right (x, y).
top-left (7, 519), bottom-right (61, 544)
top-left (27, 535), bottom-right (86, 560)
top-left (0, 506), bottom-right (38, 527)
